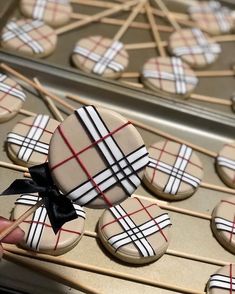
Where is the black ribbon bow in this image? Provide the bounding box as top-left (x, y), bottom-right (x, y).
top-left (1, 163), bottom-right (78, 234)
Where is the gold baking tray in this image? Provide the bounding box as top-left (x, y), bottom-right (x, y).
top-left (0, 0), bottom-right (235, 117)
top-left (0, 53), bottom-right (234, 294)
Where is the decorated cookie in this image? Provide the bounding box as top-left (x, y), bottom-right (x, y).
top-left (1, 19), bottom-right (57, 58)
top-left (207, 264), bottom-right (235, 293)
top-left (72, 36), bottom-right (129, 79)
top-left (189, 1), bottom-right (233, 36)
top-left (20, 0), bottom-right (72, 28)
top-left (48, 106), bottom-right (149, 208)
top-left (216, 142), bottom-right (235, 189)
top-left (168, 28), bottom-right (221, 68)
top-left (98, 197), bottom-right (171, 264)
top-left (7, 114), bottom-right (60, 167)
top-left (0, 73), bottom-right (26, 123)
top-left (141, 56), bottom-right (198, 98)
top-left (212, 197), bottom-right (235, 254)
top-left (12, 194), bottom-right (85, 255)
top-left (98, 197), bottom-right (172, 264)
top-left (144, 140), bottom-right (203, 200)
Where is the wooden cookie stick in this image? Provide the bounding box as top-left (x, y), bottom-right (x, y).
top-left (33, 78), bottom-right (64, 122)
top-left (4, 245), bottom-right (205, 294)
top-left (55, 0), bottom-right (140, 35)
top-left (70, 12), bottom-right (173, 32)
top-left (121, 79), bottom-right (233, 107)
top-left (3, 250), bottom-right (99, 294)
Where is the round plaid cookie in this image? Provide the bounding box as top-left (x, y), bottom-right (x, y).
top-left (98, 197), bottom-right (172, 264)
top-left (207, 264), bottom-right (235, 293)
top-left (188, 1), bottom-right (234, 36)
top-left (0, 73), bottom-right (26, 123)
top-left (12, 194), bottom-right (86, 255)
top-left (48, 105), bottom-right (149, 208)
top-left (168, 28), bottom-right (221, 68)
top-left (1, 19), bottom-right (57, 58)
top-left (211, 197), bottom-right (235, 254)
top-left (143, 140), bottom-right (204, 200)
top-left (20, 0), bottom-right (72, 28)
top-left (216, 142), bottom-right (235, 189)
top-left (72, 36), bottom-right (129, 79)
top-left (141, 56), bottom-right (198, 98)
top-left (6, 114), bottom-right (60, 167)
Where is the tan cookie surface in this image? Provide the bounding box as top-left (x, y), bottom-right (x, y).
top-left (141, 56), bottom-right (198, 98)
top-left (98, 197), bottom-right (172, 264)
top-left (0, 73), bottom-right (26, 123)
top-left (20, 0), bottom-right (72, 27)
top-left (207, 264), bottom-right (235, 293)
top-left (212, 197), bottom-right (235, 254)
top-left (72, 36), bottom-right (129, 79)
top-left (189, 1), bottom-right (233, 35)
top-left (12, 194), bottom-right (85, 255)
top-left (216, 142), bottom-right (235, 188)
top-left (7, 114), bottom-right (60, 167)
top-left (168, 28), bottom-right (221, 68)
top-left (1, 19), bottom-right (57, 58)
top-left (48, 106), bottom-right (149, 208)
top-left (144, 140), bottom-right (204, 200)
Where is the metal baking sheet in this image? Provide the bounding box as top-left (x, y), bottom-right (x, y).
top-left (0, 53), bottom-right (235, 294)
top-left (0, 0), bottom-right (235, 117)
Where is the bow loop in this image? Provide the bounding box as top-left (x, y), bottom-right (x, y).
top-left (29, 163), bottom-right (55, 187)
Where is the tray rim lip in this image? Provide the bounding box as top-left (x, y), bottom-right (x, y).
top-left (0, 50), bottom-right (235, 132)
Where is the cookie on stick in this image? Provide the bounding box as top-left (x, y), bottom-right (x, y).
top-left (216, 142), bottom-right (235, 189)
top-left (143, 140), bottom-right (203, 201)
top-left (155, 0), bottom-right (221, 68)
top-left (142, 2), bottom-right (198, 98)
top-left (211, 197), bottom-right (235, 254)
top-left (1, 19), bottom-right (57, 58)
top-left (139, 5), bottom-right (232, 107)
top-left (1, 0), bottom-right (140, 58)
top-left (12, 193), bottom-right (86, 255)
top-left (207, 264), bottom-right (235, 293)
top-left (188, 1), bottom-right (234, 36)
top-left (72, 0), bottom-right (146, 79)
top-left (98, 197), bottom-right (172, 264)
top-left (6, 114), bottom-right (60, 167)
top-left (20, 0), bottom-right (73, 27)
top-left (0, 72), bottom-right (26, 123)
top-left (48, 105), bottom-right (149, 208)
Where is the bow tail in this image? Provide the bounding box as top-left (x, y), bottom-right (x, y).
top-left (42, 193), bottom-right (78, 234)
